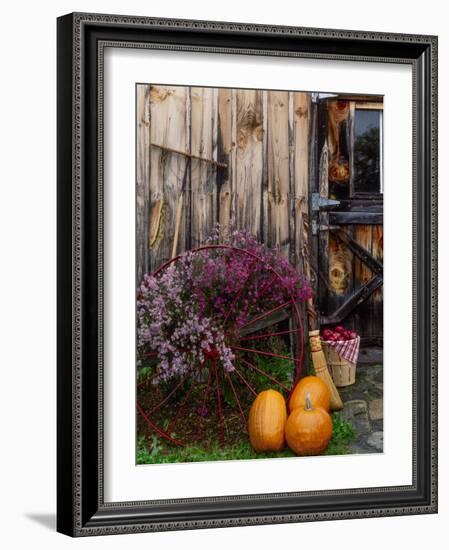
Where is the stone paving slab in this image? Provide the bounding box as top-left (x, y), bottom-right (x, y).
top-left (337, 364), bottom-right (383, 454)
top-left (341, 400), bottom-right (371, 435)
top-left (367, 431), bottom-right (383, 452)
top-left (369, 398), bottom-right (383, 421)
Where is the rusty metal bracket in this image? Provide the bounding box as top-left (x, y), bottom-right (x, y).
top-left (311, 221), bottom-right (339, 235)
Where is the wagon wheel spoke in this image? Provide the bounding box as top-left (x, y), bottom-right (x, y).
top-left (213, 361), bottom-right (225, 448)
top-left (166, 376), bottom-right (200, 435)
top-left (136, 364), bottom-right (164, 390)
top-left (224, 370), bottom-right (248, 431)
top-left (239, 327), bottom-right (302, 342)
top-left (239, 300), bottom-right (292, 334)
top-left (237, 356), bottom-right (291, 393)
top-left (198, 363), bottom-right (214, 417)
top-left (232, 340), bottom-right (301, 390)
top-left (140, 350), bottom-right (158, 359)
top-left (232, 345), bottom-right (301, 365)
top-left (146, 375), bottom-right (188, 416)
top-left (137, 401), bottom-right (184, 447)
top-left (230, 365), bottom-right (258, 397)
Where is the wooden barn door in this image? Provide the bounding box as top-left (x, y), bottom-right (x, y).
top-left (312, 96), bottom-right (384, 348)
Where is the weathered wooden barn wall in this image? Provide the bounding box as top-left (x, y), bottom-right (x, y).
top-left (136, 84), bottom-right (311, 284)
top-left (136, 85), bottom-right (383, 344)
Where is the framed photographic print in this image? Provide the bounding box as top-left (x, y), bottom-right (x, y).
top-left (57, 12), bottom-right (438, 536)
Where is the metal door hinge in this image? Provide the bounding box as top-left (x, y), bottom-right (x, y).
top-left (311, 193), bottom-right (340, 212)
top-left (311, 92), bottom-right (339, 103)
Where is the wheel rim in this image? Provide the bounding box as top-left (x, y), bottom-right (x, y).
top-left (137, 245), bottom-right (305, 448)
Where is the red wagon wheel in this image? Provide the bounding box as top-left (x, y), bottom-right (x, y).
top-left (137, 245), bottom-right (305, 448)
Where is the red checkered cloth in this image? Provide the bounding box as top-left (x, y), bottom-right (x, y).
top-left (322, 335), bottom-right (360, 364)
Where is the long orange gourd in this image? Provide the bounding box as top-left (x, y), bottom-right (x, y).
top-left (248, 389), bottom-right (287, 452)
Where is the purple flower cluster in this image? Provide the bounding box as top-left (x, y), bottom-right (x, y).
top-left (137, 229), bottom-right (311, 384)
top-left (137, 254), bottom-right (235, 383)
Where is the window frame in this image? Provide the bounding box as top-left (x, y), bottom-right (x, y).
top-left (351, 101), bottom-right (384, 199)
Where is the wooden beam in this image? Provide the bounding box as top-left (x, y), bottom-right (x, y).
top-left (329, 212), bottom-right (383, 224)
top-left (335, 199), bottom-right (383, 212)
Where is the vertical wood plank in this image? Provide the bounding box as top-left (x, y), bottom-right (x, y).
top-left (261, 91), bottom-right (269, 244)
top-left (267, 90), bottom-right (290, 258)
top-left (308, 99), bottom-right (319, 301)
top-left (292, 92), bottom-right (311, 373)
top-left (212, 88), bottom-right (219, 187)
top-left (371, 226), bottom-right (383, 303)
top-left (354, 225), bottom-right (372, 287)
top-left (136, 84), bottom-right (151, 283)
top-left (183, 89), bottom-right (192, 252)
top-left (327, 99), bottom-right (351, 199)
top-left (354, 224), bottom-right (373, 337)
top-left (230, 89), bottom-right (238, 231)
top-left (149, 85), bottom-right (188, 270)
top-left (292, 93), bottom-right (310, 270)
top-left (217, 88), bottom-right (234, 236)
top-left (190, 87), bottom-right (216, 246)
top-left (328, 229), bottom-right (354, 327)
top-left (288, 92), bottom-right (296, 266)
top-left (348, 101), bottom-right (356, 197)
top-left (317, 100), bottom-right (330, 317)
top-left (235, 89), bottom-right (263, 238)
top-left (371, 225), bottom-right (383, 343)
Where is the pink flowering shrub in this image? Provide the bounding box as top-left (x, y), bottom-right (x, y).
top-left (137, 229), bottom-right (311, 383)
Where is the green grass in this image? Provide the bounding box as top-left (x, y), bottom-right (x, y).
top-left (137, 412), bottom-right (356, 464)
top-left (137, 337), bottom-right (356, 465)
top-left (137, 437), bottom-right (292, 464)
top-left (324, 412), bottom-right (356, 455)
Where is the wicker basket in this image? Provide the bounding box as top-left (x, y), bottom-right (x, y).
top-left (321, 341), bottom-right (357, 387)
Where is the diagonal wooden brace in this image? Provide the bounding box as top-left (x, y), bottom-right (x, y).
top-left (330, 228), bottom-right (383, 275)
top-left (320, 274), bottom-right (383, 325)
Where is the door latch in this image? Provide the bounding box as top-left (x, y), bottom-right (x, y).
top-left (311, 220), bottom-right (339, 235)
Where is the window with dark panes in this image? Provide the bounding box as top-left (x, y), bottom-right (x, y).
top-left (353, 108), bottom-right (383, 195)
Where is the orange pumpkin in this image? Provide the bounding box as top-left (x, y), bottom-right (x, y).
top-left (285, 393), bottom-right (333, 455)
top-left (248, 389), bottom-right (287, 452)
top-left (288, 375), bottom-right (330, 412)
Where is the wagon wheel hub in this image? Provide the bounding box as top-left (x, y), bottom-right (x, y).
top-left (204, 346), bottom-right (220, 362)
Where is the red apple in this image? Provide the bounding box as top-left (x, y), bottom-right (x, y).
top-left (334, 325), bottom-right (346, 334)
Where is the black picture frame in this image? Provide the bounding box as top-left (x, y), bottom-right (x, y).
top-left (57, 12), bottom-right (438, 537)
